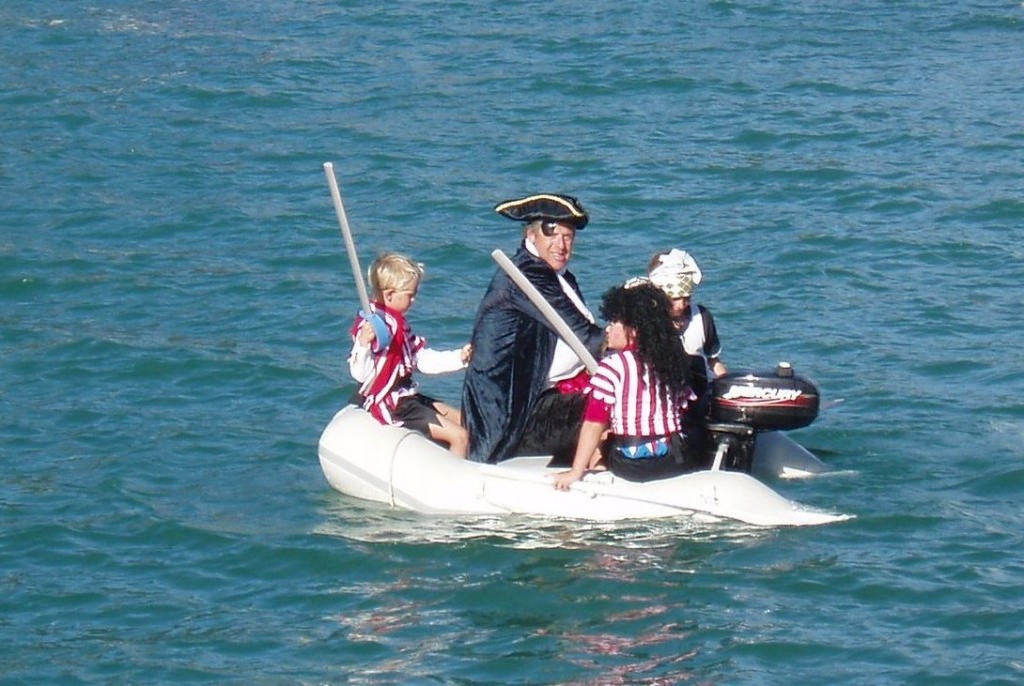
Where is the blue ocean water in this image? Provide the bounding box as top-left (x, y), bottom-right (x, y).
top-left (3, 1), bottom-right (1024, 683)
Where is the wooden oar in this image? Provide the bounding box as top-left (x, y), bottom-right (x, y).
top-left (323, 162), bottom-right (371, 315)
top-left (491, 248), bottom-right (599, 374)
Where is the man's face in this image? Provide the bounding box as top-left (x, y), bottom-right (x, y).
top-left (528, 221), bottom-right (577, 271)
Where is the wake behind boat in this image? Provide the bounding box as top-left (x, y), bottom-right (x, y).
top-left (318, 367), bottom-right (851, 527)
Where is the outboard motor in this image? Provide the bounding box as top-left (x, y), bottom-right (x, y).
top-left (704, 362), bottom-right (820, 472)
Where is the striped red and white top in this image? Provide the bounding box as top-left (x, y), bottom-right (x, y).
top-left (585, 350), bottom-right (688, 437)
top-left (348, 303), bottom-right (465, 426)
top-left (348, 304), bottom-right (424, 425)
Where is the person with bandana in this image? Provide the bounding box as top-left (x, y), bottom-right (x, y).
top-left (461, 194), bottom-right (605, 464)
top-left (643, 249), bottom-right (728, 418)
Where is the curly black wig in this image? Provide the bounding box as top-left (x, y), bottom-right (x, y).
top-left (599, 282), bottom-right (690, 403)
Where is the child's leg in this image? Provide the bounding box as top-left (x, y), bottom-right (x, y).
top-left (428, 417), bottom-right (468, 458)
top-left (429, 401), bottom-right (468, 458)
top-left (431, 400), bottom-right (461, 426)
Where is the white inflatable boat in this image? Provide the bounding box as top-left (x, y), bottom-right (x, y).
top-left (318, 396), bottom-right (850, 527)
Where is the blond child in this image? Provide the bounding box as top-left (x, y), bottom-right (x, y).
top-left (348, 252), bottom-right (471, 458)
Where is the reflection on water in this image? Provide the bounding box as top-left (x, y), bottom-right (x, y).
top-left (557, 621), bottom-right (702, 686)
top-left (316, 494), bottom-right (738, 684)
top-left (313, 494), bottom-right (774, 550)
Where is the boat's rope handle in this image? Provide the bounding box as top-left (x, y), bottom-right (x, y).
top-left (386, 431), bottom-right (419, 508)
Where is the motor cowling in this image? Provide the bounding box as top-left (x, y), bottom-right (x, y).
top-left (709, 363), bottom-right (820, 432)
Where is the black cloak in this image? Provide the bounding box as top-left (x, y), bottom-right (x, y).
top-left (461, 243), bottom-right (605, 463)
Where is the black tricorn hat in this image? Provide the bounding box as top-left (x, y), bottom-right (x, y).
top-left (494, 193), bottom-right (589, 230)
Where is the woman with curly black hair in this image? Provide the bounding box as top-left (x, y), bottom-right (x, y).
top-left (553, 282), bottom-right (706, 489)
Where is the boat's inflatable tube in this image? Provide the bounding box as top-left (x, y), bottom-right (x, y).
top-left (318, 406), bottom-right (849, 527)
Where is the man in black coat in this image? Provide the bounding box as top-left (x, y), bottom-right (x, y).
top-left (462, 194), bottom-right (605, 464)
